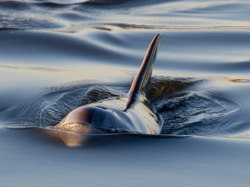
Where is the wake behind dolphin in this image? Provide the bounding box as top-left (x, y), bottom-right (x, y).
top-left (53, 34), bottom-right (162, 135)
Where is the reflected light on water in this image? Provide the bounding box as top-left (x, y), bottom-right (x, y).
top-left (43, 127), bottom-right (89, 147)
top-left (230, 79), bottom-right (250, 83)
top-left (0, 63), bottom-right (131, 90)
top-left (226, 130), bottom-right (250, 140)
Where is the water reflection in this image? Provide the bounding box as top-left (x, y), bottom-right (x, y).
top-left (0, 65), bottom-right (66, 72)
top-left (1, 0), bottom-right (250, 31)
top-left (230, 79), bottom-right (250, 83)
top-left (43, 127), bottom-right (89, 147)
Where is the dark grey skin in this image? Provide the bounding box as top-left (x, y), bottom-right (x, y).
top-left (54, 34), bottom-right (162, 135)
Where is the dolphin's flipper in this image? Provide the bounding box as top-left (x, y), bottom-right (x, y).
top-left (125, 33), bottom-right (161, 110)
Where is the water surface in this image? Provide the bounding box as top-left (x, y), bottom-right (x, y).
top-left (0, 0), bottom-right (250, 186)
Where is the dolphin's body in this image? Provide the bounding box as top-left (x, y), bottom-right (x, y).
top-left (54, 34), bottom-right (162, 135)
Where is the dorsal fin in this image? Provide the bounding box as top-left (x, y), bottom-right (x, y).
top-left (125, 33), bottom-right (161, 111)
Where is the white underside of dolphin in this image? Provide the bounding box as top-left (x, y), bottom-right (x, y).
top-left (54, 33), bottom-right (162, 135)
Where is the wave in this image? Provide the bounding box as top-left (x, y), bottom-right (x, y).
top-left (0, 0), bottom-right (249, 32)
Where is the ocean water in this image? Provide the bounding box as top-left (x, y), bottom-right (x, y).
top-left (0, 0), bottom-right (250, 186)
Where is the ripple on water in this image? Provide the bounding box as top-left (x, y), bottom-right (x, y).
top-left (158, 91), bottom-right (241, 136)
top-left (0, 77), bottom-right (243, 137)
top-left (0, 1), bottom-right (31, 11)
top-left (1, 0), bottom-right (250, 32)
top-left (0, 0), bottom-right (249, 139)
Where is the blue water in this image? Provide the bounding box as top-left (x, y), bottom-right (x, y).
top-left (1, 0), bottom-right (250, 138)
top-left (1, 1), bottom-right (250, 186)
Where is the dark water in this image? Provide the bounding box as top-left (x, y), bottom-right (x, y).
top-left (1, 0), bottom-right (250, 139)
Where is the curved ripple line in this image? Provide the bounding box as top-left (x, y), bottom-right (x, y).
top-left (0, 77), bottom-right (243, 137)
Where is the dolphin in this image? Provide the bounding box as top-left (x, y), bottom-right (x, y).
top-left (53, 33), bottom-right (162, 136)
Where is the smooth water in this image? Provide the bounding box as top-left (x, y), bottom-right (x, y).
top-left (0, 0), bottom-right (250, 186)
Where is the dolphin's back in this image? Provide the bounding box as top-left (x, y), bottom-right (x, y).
top-left (125, 33), bottom-right (161, 110)
top-left (53, 34), bottom-right (162, 136)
